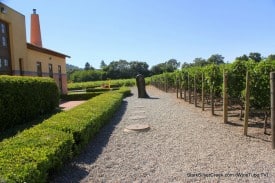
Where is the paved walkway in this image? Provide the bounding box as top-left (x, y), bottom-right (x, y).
top-left (59, 100), bottom-right (86, 111)
top-left (51, 86), bottom-right (275, 183)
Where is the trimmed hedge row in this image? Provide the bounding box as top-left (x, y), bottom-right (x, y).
top-left (60, 92), bottom-right (102, 101)
top-left (0, 87), bottom-right (131, 183)
top-left (0, 76), bottom-right (59, 131)
top-left (85, 87), bottom-right (119, 92)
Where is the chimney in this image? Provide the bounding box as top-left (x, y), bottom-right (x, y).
top-left (30, 9), bottom-right (42, 47)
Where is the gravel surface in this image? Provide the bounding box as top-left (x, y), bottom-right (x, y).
top-left (50, 86), bottom-right (275, 183)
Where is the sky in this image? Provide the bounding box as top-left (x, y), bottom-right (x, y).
top-left (2, 0), bottom-right (275, 68)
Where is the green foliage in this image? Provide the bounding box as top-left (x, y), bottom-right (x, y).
top-left (40, 88), bottom-right (128, 154)
top-left (227, 60), bottom-right (248, 100)
top-left (249, 52), bottom-right (262, 62)
top-left (0, 76), bottom-right (59, 132)
top-left (68, 79), bottom-right (136, 90)
top-left (0, 127), bottom-right (74, 183)
top-left (104, 60), bottom-right (150, 79)
top-left (69, 69), bottom-right (105, 82)
top-left (250, 60), bottom-right (275, 109)
top-left (85, 88), bottom-right (118, 92)
top-left (150, 59), bottom-right (180, 75)
top-left (60, 92), bottom-right (102, 101)
top-left (0, 87), bottom-right (131, 182)
top-left (203, 64), bottom-right (222, 96)
top-left (207, 54), bottom-right (225, 65)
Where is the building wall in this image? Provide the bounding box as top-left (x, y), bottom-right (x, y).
top-left (26, 49), bottom-right (68, 94)
top-left (0, 3), bottom-right (28, 73)
top-left (0, 3), bottom-right (68, 94)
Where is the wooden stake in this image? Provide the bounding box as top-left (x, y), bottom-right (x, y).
top-left (223, 70), bottom-right (228, 123)
top-left (211, 86), bottom-right (214, 115)
top-left (202, 73), bottom-right (205, 111)
top-left (270, 72), bottom-right (275, 149)
top-left (179, 76), bottom-right (183, 99)
top-left (194, 75), bottom-right (197, 107)
top-left (244, 71), bottom-right (250, 136)
top-left (176, 77), bottom-right (179, 98)
top-left (188, 73), bottom-right (191, 103)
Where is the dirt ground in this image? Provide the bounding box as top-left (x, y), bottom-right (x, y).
top-left (167, 89), bottom-right (272, 143)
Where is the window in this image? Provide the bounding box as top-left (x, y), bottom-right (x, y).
top-left (37, 62), bottom-right (42, 77)
top-left (2, 36), bottom-right (6, 47)
top-left (1, 23), bottom-right (5, 33)
top-left (58, 65), bottom-right (61, 74)
top-left (3, 59), bottom-right (8, 66)
top-left (48, 64), bottom-right (53, 78)
top-left (0, 58), bottom-right (2, 68)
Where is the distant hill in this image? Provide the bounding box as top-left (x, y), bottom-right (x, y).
top-left (66, 64), bottom-right (81, 71)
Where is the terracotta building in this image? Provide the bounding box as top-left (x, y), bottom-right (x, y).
top-left (0, 3), bottom-right (69, 94)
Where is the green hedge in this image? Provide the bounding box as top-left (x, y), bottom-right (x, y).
top-left (41, 90), bottom-right (125, 153)
top-left (0, 76), bottom-right (59, 131)
top-left (85, 87), bottom-right (119, 92)
top-left (60, 92), bottom-right (102, 101)
top-left (0, 127), bottom-right (74, 183)
top-left (0, 87), bottom-right (131, 183)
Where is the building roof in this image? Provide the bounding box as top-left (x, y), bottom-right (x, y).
top-left (27, 43), bottom-right (70, 59)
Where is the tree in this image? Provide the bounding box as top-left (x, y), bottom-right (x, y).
top-left (249, 52), bottom-right (262, 62)
top-left (207, 54), bottom-right (224, 65)
top-left (84, 62), bottom-right (91, 70)
top-left (165, 59), bottom-right (180, 72)
top-left (235, 54), bottom-right (249, 61)
top-left (267, 54), bottom-right (275, 61)
top-left (100, 60), bottom-right (107, 69)
top-left (193, 58), bottom-right (208, 66)
top-left (129, 61), bottom-right (150, 77)
top-left (104, 60), bottom-right (131, 79)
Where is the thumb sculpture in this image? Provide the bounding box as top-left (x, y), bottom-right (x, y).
top-left (136, 74), bottom-right (149, 98)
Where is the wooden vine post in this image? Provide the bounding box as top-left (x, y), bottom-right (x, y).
top-left (223, 70), bottom-right (228, 123)
top-left (270, 72), bottom-right (275, 149)
top-left (194, 74), bottom-right (197, 107)
top-left (179, 76), bottom-right (183, 99)
top-left (211, 86), bottom-right (214, 115)
top-left (202, 73), bottom-right (205, 111)
top-left (188, 73), bottom-right (191, 104)
top-left (176, 77), bottom-right (179, 98)
top-left (184, 81), bottom-right (187, 102)
top-left (244, 71), bottom-right (250, 136)
top-left (165, 76), bottom-right (168, 93)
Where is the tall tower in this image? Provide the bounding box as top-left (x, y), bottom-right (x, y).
top-left (30, 9), bottom-right (42, 47)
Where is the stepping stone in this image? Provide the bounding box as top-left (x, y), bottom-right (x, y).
top-left (131, 110), bottom-right (146, 114)
top-left (134, 106), bottom-right (145, 108)
top-left (124, 124), bottom-right (150, 132)
top-left (129, 115), bottom-right (147, 120)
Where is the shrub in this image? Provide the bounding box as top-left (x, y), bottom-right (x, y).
top-left (0, 87), bottom-right (131, 182)
top-left (41, 90), bottom-right (126, 153)
top-left (0, 127), bottom-right (74, 183)
top-left (0, 76), bottom-right (59, 131)
top-left (60, 92), bottom-right (102, 101)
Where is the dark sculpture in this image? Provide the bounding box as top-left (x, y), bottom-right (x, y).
top-left (136, 74), bottom-right (149, 98)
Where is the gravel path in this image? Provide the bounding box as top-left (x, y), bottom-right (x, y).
top-left (50, 86), bottom-right (275, 183)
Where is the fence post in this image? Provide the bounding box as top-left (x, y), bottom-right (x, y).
top-left (270, 72), bottom-right (275, 149)
top-left (202, 73), bottom-right (205, 111)
top-left (179, 76), bottom-right (183, 99)
top-left (176, 77), bottom-right (179, 98)
top-left (188, 73), bottom-right (191, 103)
top-left (244, 71), bottom-right (250, 136)
top-left (223, 70), bottom-right (228, 123)
top-left (211, 86), bottom-right (214, 115)
top-left (194, 75), bottom-right (197, 107)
